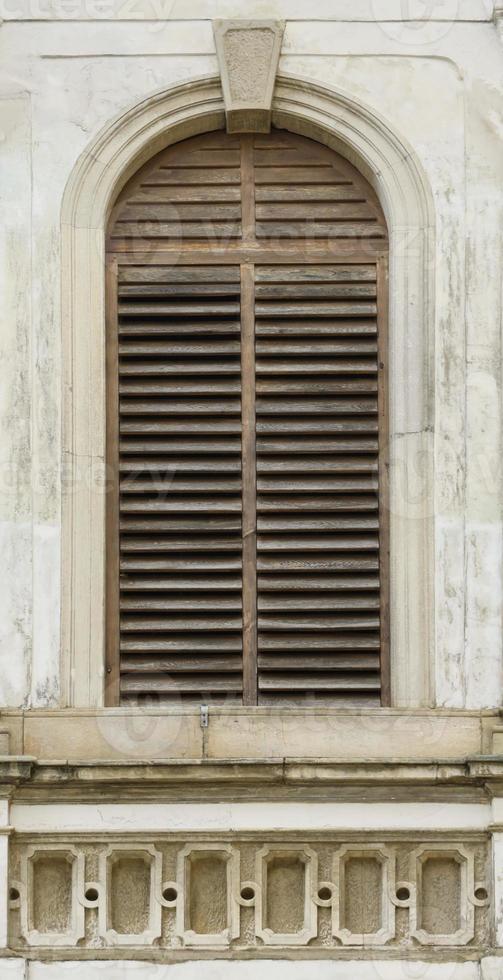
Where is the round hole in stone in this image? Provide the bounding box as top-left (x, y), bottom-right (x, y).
top-left (396, 886), bottom-right (410, 902)
top-left (163, 886), bottom-right (178, 903)
top-left (85, 887), bottom-right (99, 903)
top-left (318, 886), bottom-right (332, 902)
top-left (241, 886), bottom-right (255, 902)
top-left (9, 887), bottom-right (20, 903)
top-left (474, 887), bottom-right (488, 902)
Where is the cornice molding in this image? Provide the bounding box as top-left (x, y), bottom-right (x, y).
top-left (5, 756), bottom-right (503, 805)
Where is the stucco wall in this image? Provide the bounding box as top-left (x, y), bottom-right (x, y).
top-left (0, 0), bottom-right (502, 714)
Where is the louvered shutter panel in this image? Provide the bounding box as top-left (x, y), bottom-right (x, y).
top-left (107, 129), bottom-right (389, 706)
top-left (255, 264), bottom-right (382, 705)
top-left (117, 265), bottom-right (244, 704)
top-left (253, 131), bottom-right (386, 240)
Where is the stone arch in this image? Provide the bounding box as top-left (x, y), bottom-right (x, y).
top-left (61, 73), bottom-right (435, 708)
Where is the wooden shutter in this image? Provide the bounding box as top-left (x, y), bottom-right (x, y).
top-left (107, 129), bottom-right (389, 706)
top-left (255, 263), bottom-right (383, 705)
top-left (113, 264), bottom-right (244, 704)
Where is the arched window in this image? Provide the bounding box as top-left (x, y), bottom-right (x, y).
top-left (105, 128), bottom-right (389, 708)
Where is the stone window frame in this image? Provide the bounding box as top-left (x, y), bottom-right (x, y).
top-left (61, 73), bottom-right (435, 709)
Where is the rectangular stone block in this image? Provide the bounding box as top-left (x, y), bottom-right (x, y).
top-left (23, 710), bottom-right (203, 761)
top-left (206, 710), bottom-right (482, 762)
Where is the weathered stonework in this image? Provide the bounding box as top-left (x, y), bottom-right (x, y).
top-left (1, 4), bottom-right (503, 978)
top-left (214, 20), bottom-right (284, 132)
top-left (8, 835), bottom-right (492, 955)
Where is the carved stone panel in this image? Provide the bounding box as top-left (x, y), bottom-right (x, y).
top-left (9, 835), bottom-right (491, 954)
top-left (176, 844), bottom-right (240, 947)
top-left (410, 845), bottom-right (488, 946)
top-left (255, 845), bottom-right (317, 945)
top-left (213, 20), bottom-right (284, 133)
top-left (333, 845), bottom-right (395, 946)
top-left (99, 845), bottom-right (162, 946)
top-left (20, 846), bottom-right (85, 947)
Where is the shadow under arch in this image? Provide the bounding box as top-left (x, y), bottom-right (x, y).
top-left (61, 72), bottom-right (435, 710)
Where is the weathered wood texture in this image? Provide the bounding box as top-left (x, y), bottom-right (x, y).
top-left (107, 129), bottom-right (389, 706)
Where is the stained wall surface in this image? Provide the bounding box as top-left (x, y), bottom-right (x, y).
top-left (1, 1), bottom-right (503, 710)
top-left (2, 3), bottom-right (503, 976)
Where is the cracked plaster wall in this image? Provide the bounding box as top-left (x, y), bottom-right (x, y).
top-left (0, 4), bottom-right (502, 708)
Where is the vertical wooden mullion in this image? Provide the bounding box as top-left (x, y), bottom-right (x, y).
top-left (241, 263), bottom-right (258, 704)
top-left (240, 133), bottom-right (258, 704)
top-left (105, 255), bottom-right (121, 706)
top-left (377, 254), bottom-right (391, 706)
top-left (240, 134), bottom-right (255, 243)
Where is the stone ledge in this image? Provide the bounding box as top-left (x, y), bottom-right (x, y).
top-left (0, 707), bottom-right (499, 766)
top-left (3, 756), bottom-right (503, 805)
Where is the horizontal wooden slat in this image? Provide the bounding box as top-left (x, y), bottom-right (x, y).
top-left (256, 302), bottom-right (377, 318)
top-left (255, 265), bottom-right (376, 282)
top-left (255, 185), bottom-right (366, 202)
top-left (257, 419), bottom-right (378, 435)
top-left (120, 437), bottom-right (241, 454)
top-left (120, 675), bottom-right (243, 692)
top-left (121, 635), bottom-right (242, 652)
top-left (120, 399), bottom-right (241, 415)
top-left (258, 515), bottom-right (378, 530)
top-left (257, 436), bottom-right (378, 453)
top-left (259, 632), bottom-right (380, 650)
top-left (258, 574), bottom-right (380, 591)
top-left (121, 614), bottom-right (243, 631)
top-left (257, 494), bottom-right (378, 511)
top-left (143, 168), bottom-right (241, 184)
top-left (257, 456), bottom-right (377, 472)
top-left (129, 186), bottom-right (242, 202)
top-left (255, 283), bottom-right (376, 299)
top-left (120, 574), bottom-right (242, 590)
top-left (119, 321), bottom-right (241, 336)
top-left (257, 555), bottom-right (379, 571)
top-left (120, 477), bottom-right (241, 492)
top-left (258, 534), bottom-right (378, 551)
top-left (259, 653), bottom-right (378, 670)
top-left (259, 672), bottom-right (380, 690)
top-left (120, 517), bottom-right (241, 531)
top-left (113, 221), bottom-right (242, 239)
top-left (121, 595), bottom-right (242, 611)
top-left (257, 380), bottom-right (377, 395)
top-left (118, 266), bottom-right (240, 284)
top-left (254, 166), bottom-right (349, 184)
top-left (119, 362), bottom-right (240, 377)
top-left (118, 284), bottom-right (240, 298)
top-left (256, 398), bottom-right (377, 416)
top-left (255, 203), bottom-right (375, 220)
top-left (120, 497), bottom-right (242, 513)
top-left (257, 477), bottom-right (376, 492)
top-left (257, 340), bottom-right (376, 354)
top-left (118, 302), bottom-right (240, 317)
top-left (256, 322), bottom-right (377, 337)
top-left (120, 380), bottom-right (241, 395)
top-left (121, 655), bottom-right (243, 673)
top-left (119, 457), bottom-right (241, 472)
top-left (159, 150), bottom-right (241, 166)
top-left (118, 204), bottom-right (241, 222)
top-left (256, 222), bottom-right (383, 239)
top-left (120, 534), bottom-right (242, 551)
top-left (259, 594), bottom-right (379, 611)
